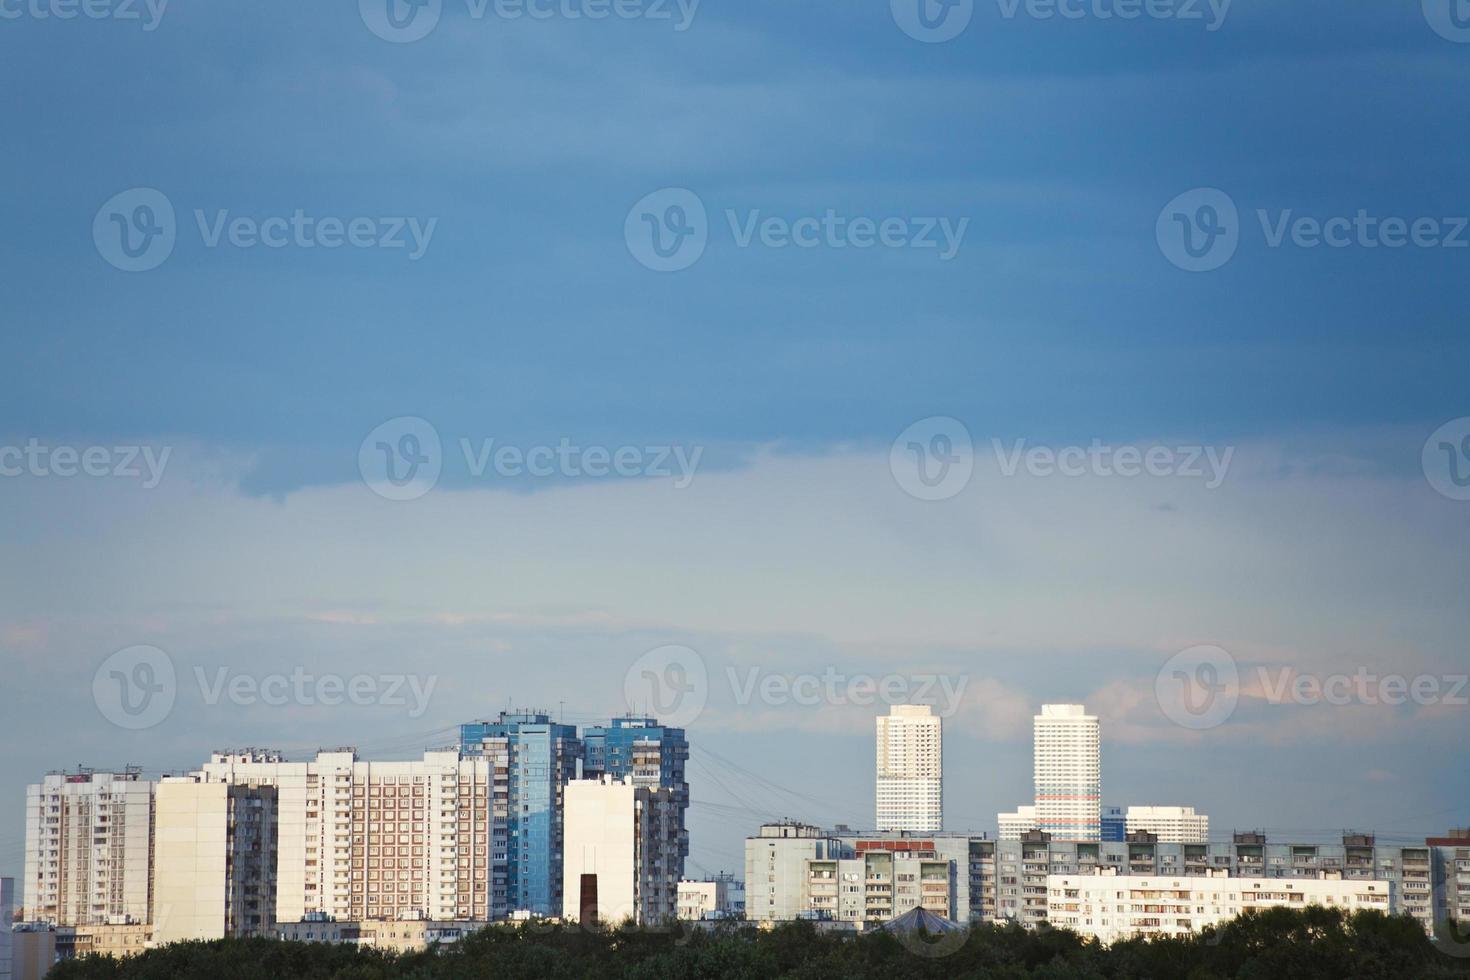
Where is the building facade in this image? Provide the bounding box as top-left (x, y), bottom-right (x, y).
top-left (561, 778), bottom-right (679, 925)
top-left (1047, 871), bottom-right (1392, 944)
top-left (1033, 705), bottom-right (1101, 842)
top-left (581, 717), bottom-right (690, 882)
top-left (152, 776), bottom-right (278, 942)
top-left (745, 823), bottom-right (845, 923)
top-left (1101, 806), bottom-right (1126, 842)
top-left (992, 831), bottom-right (1437, 937)
top-left (195, 748), bottom-right (494, 924)
top-left (1429, 829), bottom-right (1470, 935)
top-left (676, 874), bottom-right (744, 920)
top-left (1124, 806), bottom-right (1209, 844)
top-left (23, 769), bottom-right (153, 927)
top-left (875, 705), bottom-right (942, 833)
top-left (807, 844), bottom-right (954, 927)
top-left (998, 806), bottom-right (1038, 841)
top-left (277, 915), bottom-right (484, 951)
top-left (460, 712), bottom-right (582, 918)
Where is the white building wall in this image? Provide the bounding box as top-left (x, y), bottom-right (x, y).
top-left (194, 749), bottom-right (491, 924)
top-left (745, 825), bottom-right (839, 922)
top-left (999, 806), bottom-right (1039, 841)
top-left (1125, 806), bottom-right (1209, 844)
top-left (562, 780), bottom-right (641, 924)
top-left (875, 705), bottom-right (942, 833)
top-left (152, 780), bottom-right (230, 942)
top-left (22, 771), bottom-right (154, 926)
top-left (1034, 705), bottom-right (1100, 842)
top-left (1047, 872), bottom-right (1393, 944)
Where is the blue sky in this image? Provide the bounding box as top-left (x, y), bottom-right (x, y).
top-left (1, 0), bottom-right (1468, 883)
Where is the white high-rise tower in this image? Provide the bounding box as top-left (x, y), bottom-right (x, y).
top-left (875, 704), bottom-right (942, 832)
top-left (1033, 704), bottom-right (1100, 841)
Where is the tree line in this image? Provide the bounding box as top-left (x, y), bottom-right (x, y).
top-left (47, 906), bottom-right (1470, 980)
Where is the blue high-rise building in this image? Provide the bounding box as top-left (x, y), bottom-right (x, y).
top-left (581, 715), bottom-right (690, 884)
top-left (1101, 805), bottom-right (1126, 842)
top-left (460, 712), bottom-right (582, 919)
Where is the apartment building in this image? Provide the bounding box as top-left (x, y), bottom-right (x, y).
top-left (676, 873), bottom-right (744, 920)
top-left (23, 768), bottom-right (153, 927)
top-left (151, 776), bottom-right (278, 942)
top-left (582, 717), bottom-right (690, 884)
top-left (991, 831), bottom-right (1438, 937)
top-left (1125, 806), bottom-right (1209, 844)
top-left (277, 915), bottom-right (483, 951)
top-left (194, 748), bottom-right (494, 924)
top-left (1429, 828), bottom-right (1470, 932)
top-left (745, 823), bottom-right (845, 922)
top-left (561, 778), bottom-right (680, 925)
top-left (1033, 705), bottom-right (1101, 842)
top-left (998, 806), bottom-right (1038, 841)
top-left (875, 705), bottom-right (942, 833)
top-left (744, 826), bottom-right (991, 926)
top-left (1101, 806), bottom-right (1126, 842)
top-left (807, 846), bottom-right (954, 927)
top-left (459, 712), bottom-right (582, 918)
top-left (1047, 871), bottom-right (1392, 944)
